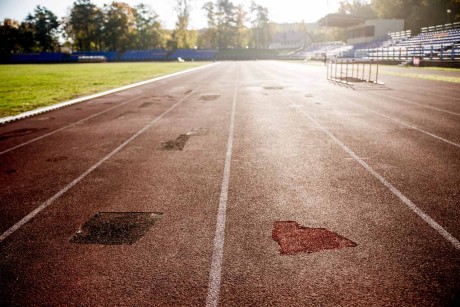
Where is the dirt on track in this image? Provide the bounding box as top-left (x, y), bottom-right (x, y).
top-left (1, 61), bottom-right (459, 306)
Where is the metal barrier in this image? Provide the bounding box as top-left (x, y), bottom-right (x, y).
top-left (327, 58), bottom-right (384, 86)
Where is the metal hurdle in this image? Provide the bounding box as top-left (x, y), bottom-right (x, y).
top-left (327, 57), bottom-right (384, 86)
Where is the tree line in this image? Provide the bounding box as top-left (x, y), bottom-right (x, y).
top-left (0, 0), bottom-right (273, 56)
top-left (1, 0), bottom-right (459, 57)
top-left (336, 0), bottom-right (459, 33)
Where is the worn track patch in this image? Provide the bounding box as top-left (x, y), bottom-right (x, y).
top-left (200, 94), bottom-right (221, 101)
top-left (70, 212), bottom-right (162, 245)
top-left (160, 134), bottom-right (190, 151)
top-left (0, 128), bottom-right (48, 141)
top-left (272, 221), bottom-right (356, 255)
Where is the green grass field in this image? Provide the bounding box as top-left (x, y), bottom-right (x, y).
top-left (0, 62), bottom-right (209, 117)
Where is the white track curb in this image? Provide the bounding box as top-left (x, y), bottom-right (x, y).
top-left (0, 62), bottom-right (219, 125)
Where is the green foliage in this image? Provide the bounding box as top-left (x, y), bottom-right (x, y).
top-left (24, 6), bottom-right (60, 52)
top-left (0, 6), bottom-right (59, 55)
top-left (68, 0), bottom-right (103, 51)
top-left (102, 2), bottom-right (134, 52)
top-left (371, 0), bottom-right (460, 33)
top-left (200, 0), bottom-right (269, 49)
top-left (0, 19), bottom-right (21, 56)
top-left (338, 0), bottom-right (377, 18)
top-left (132, 4), bottom-right (165, 49)
top-left (171, 0), bottom-right (196, 49)
top-left (250, 2), bottom-right (272, 48)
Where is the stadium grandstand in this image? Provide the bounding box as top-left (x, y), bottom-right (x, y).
top-left (288, 13), bottom-right (460, 66)
top-left (356, 22), bottom-right (460, 62)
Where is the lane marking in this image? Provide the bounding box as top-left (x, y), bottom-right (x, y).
top-left (295, 106), bottom-right (460, 250)
top-left (371, 92), bottom-right (460, 116)
top-left (0, 64), bottom-right (219, 156)
top-left (339, 95), bottom-right (460, 149)
top-left (0, 63), bottom-right (219, 125)
top-left (206, 65), bottom-right (239, 307)
top-left (1, 96), bottom-right (140, 156)
top-left (0, 81), bottom-right (206, 243)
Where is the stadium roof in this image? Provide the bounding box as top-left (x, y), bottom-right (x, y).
top-left (319, 14), bottom-right (366, 28)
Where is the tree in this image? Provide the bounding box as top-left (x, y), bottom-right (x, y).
top-left (250, 2), bottom-right (271, 48)
top-left (132, 4), bottom-right (164, 49)
top-left (201, 1), bottom-right (217, 48)
top-left (102, 2), bottom-right (135, 52)
top-left (171, 0), bottom-right (194, 49)
top-left (234, 5), bottom-right (249, 48)
top-left (68, 0), bottom-right (103, 51)
top-left (371, 0), bottom-right (460, 33)
top-left (215, 0), bottom-right (237, 49)
top-left (0, 19), bottom-right (20, 56)
top-left (338, 0), bottom-right (377, 18)
top-left (201, 0), bottom-right (249, 49)
top-left (24, 5), bottom-right (60, 52)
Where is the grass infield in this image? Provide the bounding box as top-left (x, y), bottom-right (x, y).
top-left (0, 62), bottom-right (209, 117)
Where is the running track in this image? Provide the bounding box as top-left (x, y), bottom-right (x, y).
top-left (1, 61), bottom-right (459, 306)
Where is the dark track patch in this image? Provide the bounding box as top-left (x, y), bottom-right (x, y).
top-left (184, 90), bottom-right (193, 95)
top-left (160, 134), bottom-right (190, 151)
top-left (264, 86), bottom-right (284, 90)
top-left (46, 156), bottom-right (69, 163)
top-left (4, 169), bottom-right (16, 174)
top-left (272, 221), bottom-right (356, 255)
top-left (0, 128), bottom-right (48, 141)
top-left (116, 111), bottom-right (137, 119)
top-left (140, 101), bottom-right (155, 108)
top-left (70, 212), bottom-right (162, 245)
top-left (200, 94), bottom-right (220, 101)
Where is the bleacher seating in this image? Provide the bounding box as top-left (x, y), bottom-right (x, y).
top-left (120, 50), bottom-right (168, 61)
top-left (356, 22), bottom-right (460, 61)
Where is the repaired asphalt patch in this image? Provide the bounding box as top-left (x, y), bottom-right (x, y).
top-left (272, 221), bottom-right (357, 255)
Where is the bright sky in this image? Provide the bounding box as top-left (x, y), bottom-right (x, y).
top-left (0, 0), bottom-right (340, 29)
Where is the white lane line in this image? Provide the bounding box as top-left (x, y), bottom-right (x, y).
top-left (0, 86), bottom-right (200, 243)
top-left (206, 65), bottom-right (239, 307)
top-left (296, 107), bottom-right (460, 250)
top-left (0, 63), bottom-right (219, 125)
top-left (341, 96), bottom-right (460, 149)
top-left (371, 92), bottom-right (460, 116)
top-left (0, 64), bottom-right (219, 156)
top-left (0, 96), bottom-right (139, 156)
